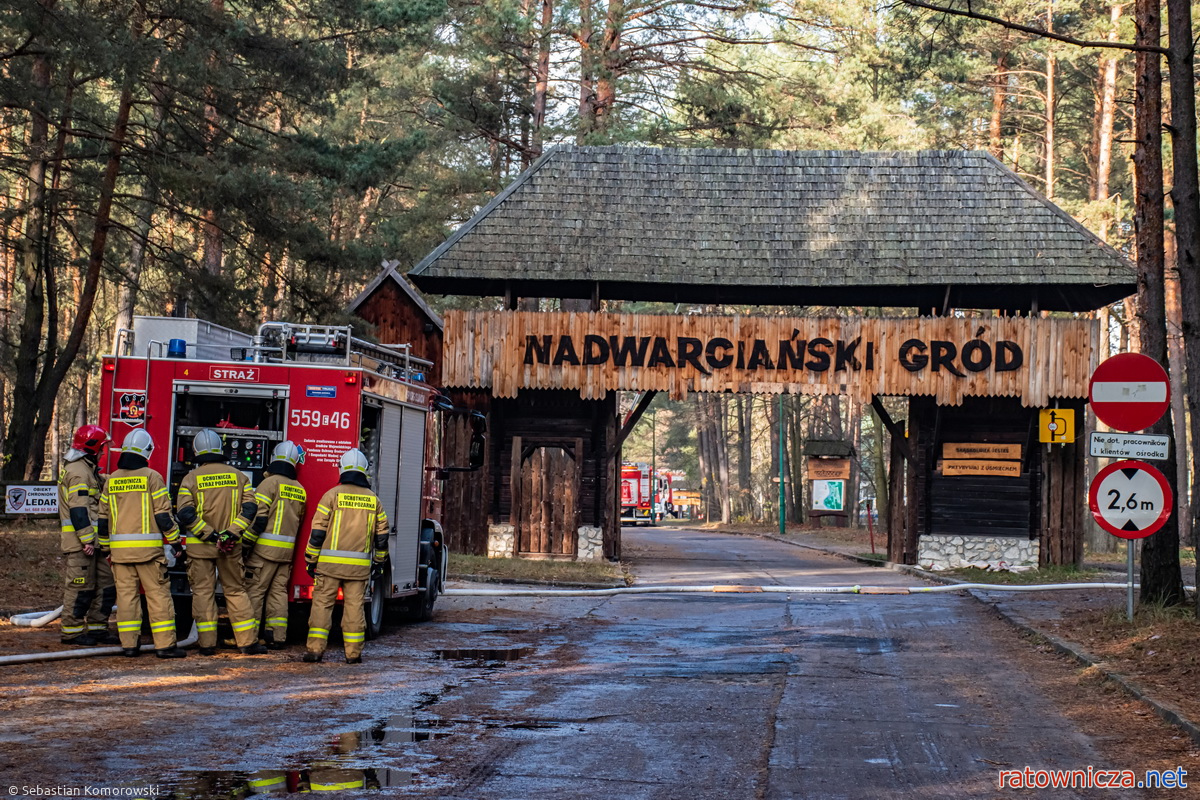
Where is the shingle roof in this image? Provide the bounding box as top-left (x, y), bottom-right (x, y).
top-left (803, 441), bottom-right (856, 458)
top-left (407, 146), bottom-right (1135, 311)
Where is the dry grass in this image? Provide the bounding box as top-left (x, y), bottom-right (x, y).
top-left (943, 565), bottom-right (1110, 585)
top-left (0, 520), bottom-right (62, 613)
top-left (449, 553), bottom-right (628, 586)
top-left (1054, 602), bottom-right (1200, 727)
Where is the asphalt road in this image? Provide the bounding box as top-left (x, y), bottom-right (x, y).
top-left (0, 528), bottom-right (1160, 798)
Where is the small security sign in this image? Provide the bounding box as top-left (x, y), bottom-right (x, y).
top-left (1038, 409), bottom-right (1074, 443)
top-left (1088, 459), bottom-right (1172, 539)
top-left (4, 484), bottom-right (59, 515)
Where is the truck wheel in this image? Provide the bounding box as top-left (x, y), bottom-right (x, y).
top-left (409, 569), bottom-right (438, 623)
top-left (365, 574), bottom-right (386, 640)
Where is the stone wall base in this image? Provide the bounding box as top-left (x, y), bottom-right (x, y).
top-left (486, 524), bottom-right (605, 561)
top-left (917, 534), bottom-right (1039, 571)
top-left (487, 524), bottom-right (515, 558)
top-left (577, 526), bottom-right (604, 562)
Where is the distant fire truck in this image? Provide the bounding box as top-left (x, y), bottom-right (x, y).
top-left (620, 464), bottom-right (674, 525)
top-left (99, 316), bottom-right (484, 637)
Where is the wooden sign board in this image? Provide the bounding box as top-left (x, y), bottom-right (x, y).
top-left (444, 311), bottom-right (1098, 405)
top-left (941, 459), bottom-right (1022, 477)
top-left (808, 458), bottom-right (851, 480)
top-left (942, 443), bottom-right (1022, 460)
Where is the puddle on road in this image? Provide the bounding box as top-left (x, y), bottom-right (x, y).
top-left (806, 633), bottom-right (902, 654)
top-left (331, 716), bottom-right (452, 752)
top-left (160, 766), bottom-right (413, 797)
top-left (435, 646), bottom-right (533, 664)
top-left (152, 695), bottom-right (454, 797)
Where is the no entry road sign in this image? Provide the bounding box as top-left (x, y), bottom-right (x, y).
top-left (1088, 353), bottom-right (1170, 432)
top-left (1088, 460), bottom-right (1173, 539)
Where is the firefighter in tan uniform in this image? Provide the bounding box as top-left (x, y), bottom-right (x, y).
top-left (244, 441), bottom-right (307, 649)
top-left (96, 429), bottom-right (186, 658)
top-left (303, 449), bottom-right (388, 664)
top-left (56, 424), bottom-right (118, 645)
top-left (176, 428), bottom-right (267, 656)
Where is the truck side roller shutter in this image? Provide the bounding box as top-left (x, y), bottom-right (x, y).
top-left (377, 403), bottom-right (405, 588)
top-left (394, 406), bottom-right (426, 588)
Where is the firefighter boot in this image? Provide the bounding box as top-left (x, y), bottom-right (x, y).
top-left (122, 647), bottom-right (141, 657)
top-left (240, 643), bottom-right (268, 655)
top-left (302, 651), bottom-right (322, 663)
top-left (198, 647), bottom-right (217, 656)
top-left (66, 634), bottom-right (100, 646)
top-left (155, 647), bottom-right (187, 659)
top-left (345, 656), bottom-right (362, 664)
top-left (93, 629), bottom-right (121, 645)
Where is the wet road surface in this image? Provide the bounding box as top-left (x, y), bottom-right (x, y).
top-left (0, 528), bottom-right (1156, 798)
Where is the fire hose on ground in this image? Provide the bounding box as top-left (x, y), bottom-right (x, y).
top-left (442, 582), bottom-right (1198, 597)
top-left (3, 581), bottom-right (1194, 665)
top-left (1, 607), bottom-right (199, 665)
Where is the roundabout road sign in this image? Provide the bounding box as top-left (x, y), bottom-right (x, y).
top-left (1088, 353), bottom-right (1170, 432)
top-left (1088, 459), bottom-right (1173, 539)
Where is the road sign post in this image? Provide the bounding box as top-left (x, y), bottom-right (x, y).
top-left (1088, 459), bottom-right (1174, 621)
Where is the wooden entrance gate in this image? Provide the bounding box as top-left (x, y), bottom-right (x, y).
top-left (511, 437), bottom-right (583, 556)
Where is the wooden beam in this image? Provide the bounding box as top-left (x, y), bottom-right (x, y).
top-left (611, 390), bottom-right (657, 457)
top-left (871, 396), bottom-right (915, 466)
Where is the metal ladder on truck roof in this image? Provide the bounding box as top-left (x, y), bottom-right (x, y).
top-left (254, 322), bottom-right (434, 384)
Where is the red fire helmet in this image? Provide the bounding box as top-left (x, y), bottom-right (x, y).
top-left (71, 424), bottom-right (110, 455)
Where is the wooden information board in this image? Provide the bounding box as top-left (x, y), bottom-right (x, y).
top-left (808, 458), bottom-right (851, 480)
top-left (444, 311), bottom-right (1098, 405)
top-left (941, 459), bottom-right (1023, 477)
top-left (942, 443), bottom-right (1022, 460)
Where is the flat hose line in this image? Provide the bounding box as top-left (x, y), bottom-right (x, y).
top-left (443, 582), bottom-right (1196, 597)
top-left (0, 623), bottom-right (199, 666)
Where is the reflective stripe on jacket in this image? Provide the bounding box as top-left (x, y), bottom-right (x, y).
top-left (97, 467), bottom-right (178, 563)
top-left (57, 459), bottom-right (100, 552)
top-left (177, 462), bottom-right (256, 558)
top-left (246, 474), bottom-right (308, 563)
top-left (305, 484), bottom-right (389, 580)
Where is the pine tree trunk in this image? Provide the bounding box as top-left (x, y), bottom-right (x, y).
top-left (988, 43), bottom-right (1009, 159)
top-left (768, 395), bottom-right (780, 523)
top-left (1092, 4), bottom-right (1121, 219)
top-left (789, 398), bottom-right (804, 523)
top-left (1163, 0), bottom-right (1200, 600)
top-left (532, 0), bottom-right (552, 156)
top-left (1166, 252), bottom-right (1191, 548)
top-left (1043, 7), bottom-right (1056, 199)
top-left (4, 0), bottom-right (57, 480)
top-left (1133, 0), bottom-right (1184, 605)
top-left (577, 0), bottom-right (595, 139)
top-left (869, 404), bottom-right (890, 534)
top-left (736, 395), bottom-right (752, 518)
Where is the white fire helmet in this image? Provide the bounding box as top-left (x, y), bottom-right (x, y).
top-left (338, 448), bottom-right (369, 474)
top-left (121, 429), bottom-right (155, 458)
top-left (193, 428), bottom-right (224, 456)
top-left (273, 440), bottom-right (305, 466)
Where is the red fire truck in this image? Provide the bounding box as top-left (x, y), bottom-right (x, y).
top-left (620, 464), bottom-right (673, 525)
top-left (98, 316), bottom-right (484, 637)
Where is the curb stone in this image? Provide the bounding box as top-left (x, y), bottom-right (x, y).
top-left (710, 527), bottom-right (1200, 747)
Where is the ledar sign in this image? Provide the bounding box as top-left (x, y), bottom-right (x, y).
top-left (1088, 460), bottom-right (1173, 539)
top-left (1088, 353), bottom-right (1170, 432)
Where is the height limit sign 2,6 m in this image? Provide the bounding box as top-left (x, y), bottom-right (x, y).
top-left (1087, 460), bottom-right (1173, 540)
